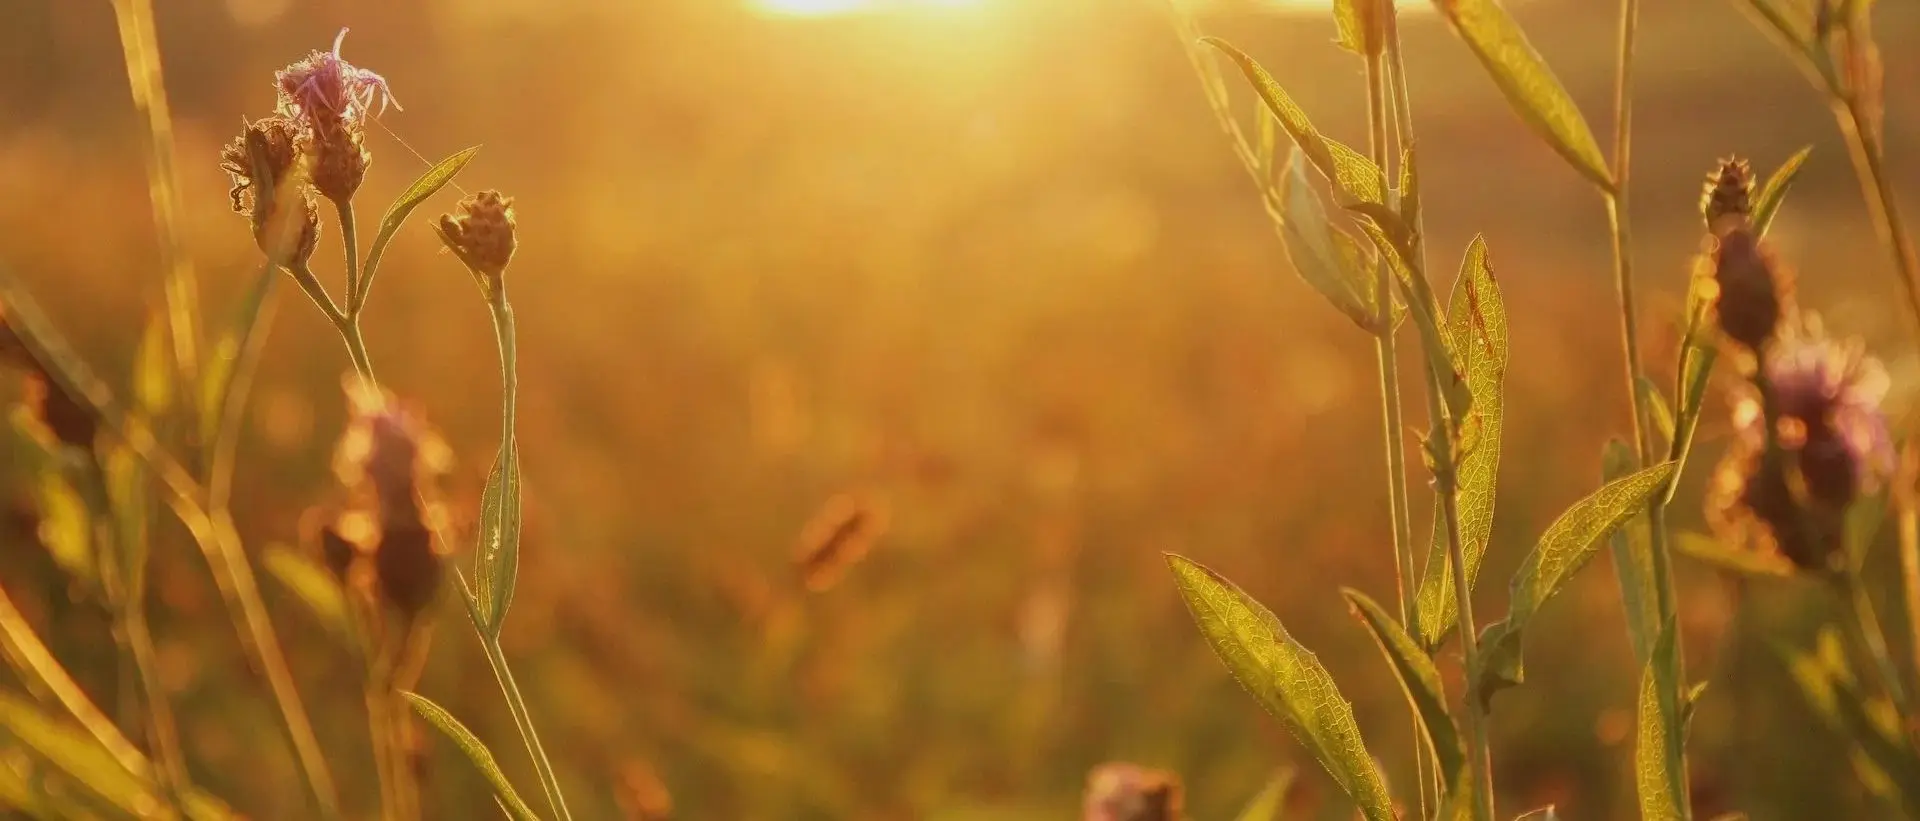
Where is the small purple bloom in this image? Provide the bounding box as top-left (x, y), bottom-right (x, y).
top-left (275, 28), bottom-right (401, 124)
top-left (1730, 314), bottom-right (1895, 498)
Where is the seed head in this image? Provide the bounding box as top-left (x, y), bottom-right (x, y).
top-left (1701, 156), bottom-right (1753, 235)
top-left (1707, 316), bottom-right (1893, 570)
top-left (438, 190), bottom-right (518, 294)
top-left (1083, 762), bottom-right (1184, 821)
top-left (219, 116), bottom-right (320, 265)
top-left (1711, 228), bottom-right (1789, 354)
top-left (332, 381), bottom-right (451, 529)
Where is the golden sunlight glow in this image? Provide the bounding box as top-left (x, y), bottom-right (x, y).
top-left (755, 0), bottom-right (980, 16)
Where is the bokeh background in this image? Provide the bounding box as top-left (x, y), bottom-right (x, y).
top-left (4, 0), bottom-right (1920, 818)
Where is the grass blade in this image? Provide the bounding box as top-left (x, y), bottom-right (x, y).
top-left (1232, 768), bottom-right (1295, 821)
top-left (1165, 554), bottom-right (1395, 821)
top-left (1428, 0), bottom-right (1615, 191)
top-left (1672, 531), bottom-right (1796, 578)
top-left (403, 692), bottom-right (545, 821)
top-left (1634, 616), bottom-right (1687, 821)
top-left (1477, 461), bottom-right (1677, 700)
top-left (261, 544), bottom-right (351, 644)
top-left (200, 259), bottom-right (280, 458)
top-left (0, 691), bottom-right (236, 820)
top-left (1417, 236), bottom-right (1507, 647)
top-left (1752, 146), bottom-right (1813, 238)
top-left (356, 145), bottom-right (481, 312)
top-left (1342, 588), bottom-right (1466, 794)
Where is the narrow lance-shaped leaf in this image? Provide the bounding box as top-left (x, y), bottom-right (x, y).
top-left (1429, 0), bottom-right (1615, 192)
top-left (1476, 461), bottom-right (1677, 701)
top-left (1671, 531), bottom-right (1795, 579)
top-left (1232, 768), bottom-right (1295, 821)
top-left (1752, 146), bottom-right (1812, 238)
top-left (133, 310), bottom-right (172, 417)
top-left (1333, 0), bottom-right (1384, 57)
top-left (472, 438), bottom-right (522, 638)
top-left (1354, 215), bottom-right (1468, 418)
top-left (1342, 588), bottom-right (1466, 793)
top-left (1278, 149), bottom-right (1383, 331)
top-left (1664, 269), bottom-right (1720, 506)
top-left (357, 145), bottom-right (481, 310)
top-left (1778, 630), bottom-right (1920, 816)
top-left (0, 691), bottom-right (236, 821)
top-left (1639, 377), bottom-right (1675, 450)
top-left (1417, 236), bottom-right (1506, 648)
top-left (1635, 615), bottom-right (1688, 821)
top-left (261, 544), bottom-right (352, 645)
top-left (1166, 554), bottom-right (1395, 821)
top-left (1604, 439), bottom-right (1661, 667)
top-left (1201, 38), bottom-right (1387, 206)
top-left (200, 259), bottom-right (281, 450)
top-left (403, 692), bottom-right (545, 821)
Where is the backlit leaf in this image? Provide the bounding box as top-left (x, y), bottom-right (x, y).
top-left (1343, 588), bottom-right (1466, 793)
top-left (403, 692), bottom-right (544, 821)
top-left (1233, 769), bottom-right (1295, 821)
top-left (1417, 236), bottom-right (1506, 648)
top-left (1201, 38), bottom-right (1387, 206)
top-left (1166, 554), bottom-right (1394, 821)
top-left (261, 544), bottom-right (351, 645)
top-left (360, 146), bottom-right (481, 309)
top-left (1478, 461), bottom-right (1677, 702)
top-left (1333, 0), bottom-right (1383, 56)
top-left (1752, 146), bottom-right (1812, 238)
top-left (1635, 616), bottom-right (1687, 821)
top-left (1429, 0), bottom-right (1614, 191)
top-left (1672, 531), bottom-right (1796, 579)
top-left (472, 439), bottom-right (522, 639)
top-left (1278, 149), bottom-right (1382, 331)
top-left (1604, 439), bottom-right (1660, 667)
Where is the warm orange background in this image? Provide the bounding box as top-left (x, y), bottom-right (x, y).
top-left (3, 0), bottom-right (1918, 818)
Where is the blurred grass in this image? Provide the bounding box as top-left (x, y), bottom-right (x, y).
top-left (1, 0), bottom-right (1918, 818)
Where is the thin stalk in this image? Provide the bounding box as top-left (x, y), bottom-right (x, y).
top-left (106, 0), bottom-right (200, 393)
top-left (208, 265), bottom-right (283, 512)
top-left (339, 320), bottom-right (379, 389)
top-left (0, 582), bottom-right (154, 778)
top-left (1435, 396), bottom-right (1495, 821)
top-left (1834, 97), bottom-right (1920, 339)
top-left (1838, 569), bottom-right (1915, 726)
top-left (338, 202), bottom-right (363, 316)
top-left (1902, 501), bottom-right (1920, 699)
top-left (461, 575), bottom-right (571, 821)
top-left (1364, 37), bottom-right (1432, 820)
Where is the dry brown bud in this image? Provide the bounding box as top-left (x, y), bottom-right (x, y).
top-left (1701, 156), bottom-right (1753, 236)
top-left (438, 190), bottom-right (518, 291)
top-left (1711, 228), bottom-right (1787, 353)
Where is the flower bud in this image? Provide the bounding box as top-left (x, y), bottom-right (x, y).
top-left (1711, 228), bottom-right (1787, 353)
top-left (374, 523), bottom-right (443, 620)
top-left (274, 29), bottom-right (397, 205)
top-left (220, 116), bottom-right (320, 266)
top-left (438, 190), bottom-right (518, 294)
top-left (1701, 156), bottom-right (1753, 236)
top-left (1083, 763), bottom-right (1183, 821)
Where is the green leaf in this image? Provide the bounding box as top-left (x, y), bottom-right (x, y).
top-left (1356, 218), bottom-right (1468, 421)
top-left (1233, 768), bottom-right (1295, 821)
top-left (472, 440), bottom-right (523, 638)
top-left (1604, 439), bottom-right (1661, 667)
top-left (1333, 0), bottom-right (1383, 56)
top-left (1478, 461), bottom-right (1678, 702)
top-left (403, 692), bottom-right (544, 821)
top-left (1779, 630), bottom-right (1920, 816)
top-left (1398, 142), bottom-right (1421, 239)
top-left (1342, 588), bottom-right (1466, 793)
top-left (359, 146), bottom-right (482, 309)
top-left (1640, 378), bottom-right (1675, 449)
top-left (1752, 146), bottom-right (1812, 238)
top-left (1733, 0), bottom-right (1815, 54)
top-left (1634, 616), bottom-right (1688, 821)
top-left (27, 468), bottom-right (93, 585)
top-left (1417, 236), bottom-right (1506, 647)
top-left (1429, 0), bottom-right (1615, 192)
top-left (1277, 149), bottom-right (1383, 331)
top-left (1672, 531), bottom-right (1796, 578)
top-left (0, 691), bottom-right (236, 820)
top-left (1165, 554), bottom-right (1394, 821)
top-left (1201, 38), bottom-right (1387, 206)
top-left (261, 544), bottom-right (351, 644)
top-left (1664, 281), bottom-right (1719, 506)
top-left (199, 259), bottom-right (280, 451)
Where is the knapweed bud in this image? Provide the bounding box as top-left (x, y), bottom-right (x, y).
top-left (275, 29), bottom-right (398, 204)
top-left (1701, 156), bottom-right (1753, 235)
top-left (1711, 228), bottom-right (1788, 353)
top-left (374, 523), bottom-right (442, 620)
top-left (332, 381), bottom-right (450, 528)
top-left (1083, 763), bottom-right (1184, 821)
top-left (219, 116), bottom-right (320, 266)
top-left (1706, 316), bottom-right (1893, 570)
top-left (438, 190), bottom-right (518, 293)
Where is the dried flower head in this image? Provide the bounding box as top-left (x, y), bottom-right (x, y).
top-left (374, 523), bottom-right (443, 620)
top-left (275, 29), bottom-right (395, 203)
top-left (438, 190), bottom-right (518, 293)
top-left (332, 380), bottom-right (451, 528)
top-left (1711, 227), bottom-right (1789, 354)
top-left (1707, 316), bottom-right (1893, 570)
top-left (794, 492), bottom-right (888, 593)
top-left (1083, 762), bottom-right (1184, 821)
top-left (219, 116), bottom-right (320, 265)
top-left (1701, 156), bottom-right (1753, 235)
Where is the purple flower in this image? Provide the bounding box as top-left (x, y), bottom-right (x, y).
top-left (275, 28), bottom-right (401, 125)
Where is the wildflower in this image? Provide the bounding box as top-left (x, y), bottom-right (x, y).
top-left (330, 381), bottom-right (452, 618)
top-left (1707, 316), bottom-right (1893, 570)
top-left (794, 492), bottom-right (888, 593)
top-left (274, 29), bottom-right (396, 203)
top-left (218, 116), bottom-right (319, 265)
top-left (1700, 156), bottom-right (1753, 236)
top-left (1710, 227), bottom-right (1789, 354)
top-left (438, 190), bottom-right (518, 295)
top-left (1083, 762), bottom-right (1184, 821)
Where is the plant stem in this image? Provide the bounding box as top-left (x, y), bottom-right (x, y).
top-left (1902, 499), bottom-right (1920, 701)
top-left (1839, 568), bottom-right (1914, 725)
top-left (462, 576), bottom-right (572, 821)
top-left (338, 202), bottom-right (363, 316)
top-left (0, 582), bottom-right (149, 780)
top-left (1363, 37), bottom-right (1431, 820)
top-left (340, 320), bottom-right (379, 389)
top-left (1834, 97), bottom-right (1920, 339)
top-left (1437, 421), bottom-right (1495, 821)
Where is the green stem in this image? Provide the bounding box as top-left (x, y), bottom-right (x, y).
top-left (463, 577), bottom-right (571, 821)
top-left (0, 583), bottom-right (151, 779)
top-left (208, 264), bottom-right (282, 513)
top-left (1901, 501), bottom-right (1920, 702)
top-left (1838, 568), bottom-right (1914, 728)
top-left (339, 320), bottom-right (379, 389)
top-left (338, 202), bottom-right (363, 317)
top-left (1436, 407), bottom-right (1495, 821)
